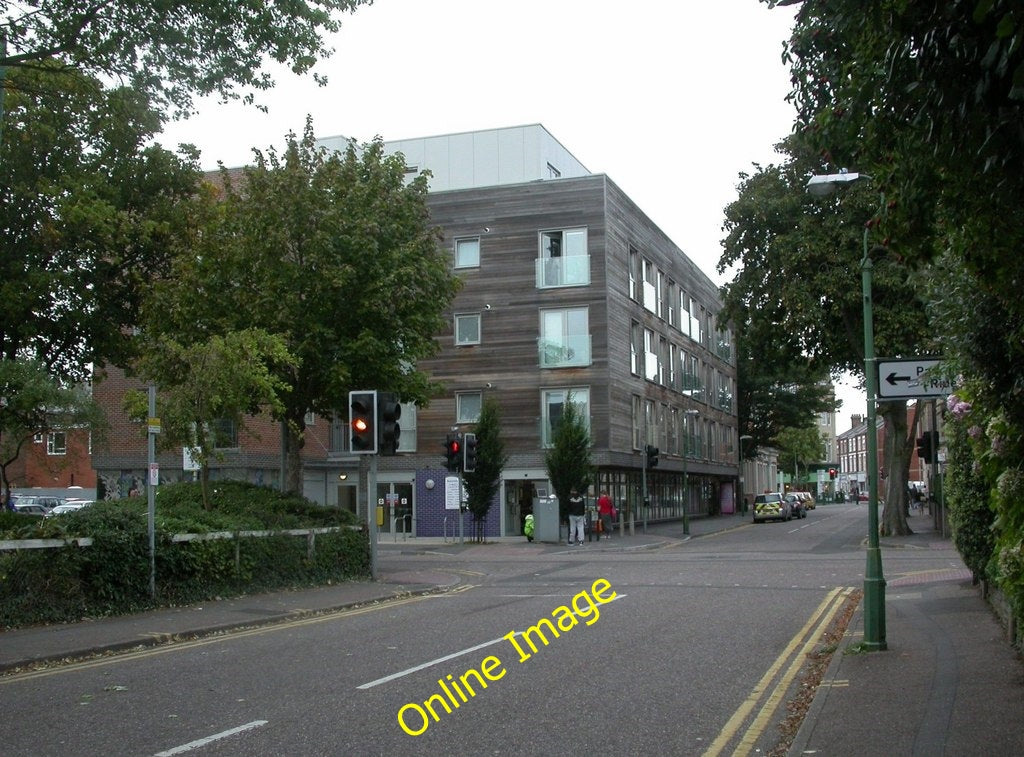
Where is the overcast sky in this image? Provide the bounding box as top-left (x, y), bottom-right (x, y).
top-left (157, 0), bottom-right (865, 432)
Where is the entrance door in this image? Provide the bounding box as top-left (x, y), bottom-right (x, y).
top-left (376, 482), bottom-right (414, 536)
top-left (504, 480), bottom-right (540, 536)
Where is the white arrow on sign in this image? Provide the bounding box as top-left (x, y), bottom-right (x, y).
top-left (876, 358), bottom-right (951, 399)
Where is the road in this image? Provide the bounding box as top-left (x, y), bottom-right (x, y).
top-left (0, 504), bottom-right (965, 756)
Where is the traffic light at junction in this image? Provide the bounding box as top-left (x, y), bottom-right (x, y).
top-left (463, 433), bottom-right (478, 472)
top-left (444, 433), bottom-right (462, 472)
top-left (349, 390), bottom-right (402, 456)
top-left (645, 444), bottom-right (659, 468)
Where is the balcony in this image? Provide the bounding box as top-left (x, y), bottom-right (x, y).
top-left (538, 335), bottom-right (591, 368)
top-left (536, 255), bottom-right (590, 288)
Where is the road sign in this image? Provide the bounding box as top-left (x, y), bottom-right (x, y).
top-left (877, 358), bottom-right (951, 400)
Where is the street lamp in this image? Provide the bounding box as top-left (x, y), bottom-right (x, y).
top-left (682, 409), bottom-right (700, 535)
top-left (738, 434), bottom-right (753, 516)
top-left (806, 169), bottom-right (887, 651)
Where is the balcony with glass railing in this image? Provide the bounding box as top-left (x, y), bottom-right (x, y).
top-left (536, 255), bottom-right (591, 288)
top-left (538, 334), bottom-right (592, 368)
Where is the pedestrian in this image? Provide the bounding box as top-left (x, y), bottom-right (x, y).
top-left (567, 488), bottom-right (586, 546)
top-left (597, 490), bottom-right (614, 539)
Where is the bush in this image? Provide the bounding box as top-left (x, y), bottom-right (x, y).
top-left (0, 482), bottom-right (368, 628)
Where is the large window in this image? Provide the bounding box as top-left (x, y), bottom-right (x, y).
top-left (46, 431), bottom-right (67, 456)
top-left (212, 419), bottom-right (238, 449)
top-left (455, 237), bottom-right (480, 268)
top-left (542, 388), bottom-right (590, 447)
top-left (539, 307), bottom-right (590, 367)
top-left (457, 392), bottom-right (482, 424)
top-left (537, 228), bottom-right (589, 287)
top-left (455, 313), bottom-right (481, 345)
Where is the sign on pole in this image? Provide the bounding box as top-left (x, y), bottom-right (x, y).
top-left (876, 358), bottom-right (951, 400)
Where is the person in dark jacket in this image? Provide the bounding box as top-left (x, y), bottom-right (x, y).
top-left (567, 489), bottom-right (586, 546)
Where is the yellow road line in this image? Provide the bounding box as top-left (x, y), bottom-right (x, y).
top-left (2, 591), bottom-right (466, 685)
top-left (731, 587), bottom-right (853, 755)
top-left (702, 587), bottom-right (847, 757)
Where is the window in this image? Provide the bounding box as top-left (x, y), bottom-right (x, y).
top-left (537, 228), bottom-right (589, 287)
top-left (630, 320), bottom-right (642, 376)
top-left (212, 419), bottom-right (238, 449)
top-left (629, 247), bottom-right (641, 301)
top-left (455, 313), bottom-right (481, 345)
top-left (455, 237), bottom-right (480, 268)
top-left (46, 431), bottom-right (67, 456)
top-left (644, 399), bottom-right (656, 446)
top-left (539, 307), bottom-right (590, 367)
top-left (680, 291), bottom-right (691, 337)
top-left (667, 280), bottom-right (677, 329)
top-left (658, 336), bottom-right (669, 386)
top-left (547, 162), bottom-right (561, 178)
top-left (457, 392), bottom-right (482, 424)
top-left (657, 270), bottom-right (666, 320)
top-left (643, 259), bottom-right (657, 313)
top-left (644, 328), bottom-right (658, 382)
top-left (542, 388), bottom-right (590, 447)
top-left (632, 394), bottom-right (643, 450)
top-left (397, 402), bottom-right (417, 453)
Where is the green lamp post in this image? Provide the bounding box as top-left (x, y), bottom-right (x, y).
top-left (807, 170), bottom-right (887, 651)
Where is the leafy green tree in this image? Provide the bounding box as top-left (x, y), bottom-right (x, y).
top-left (719, 136), bottom-right (934, 535)
top-left (544, 396), bottom-right (592, 522)
top-left (125, 331), bottom-right (295, 509)
top-left (463, 398), bottom-right (508, 542)
top-left (0, 358), bottom-right (104, 504)
top-left (1, 63), bottom-right (202, 383)
top-left (141, 121), bottom-right (461, 493)
top-left (773, 425), bottom-right (825, 489)
top-left (0, 0), bottom-right (371, 116)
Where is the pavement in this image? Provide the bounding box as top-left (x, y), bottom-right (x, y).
top-left (3, 507), bottom-right (1023, 755)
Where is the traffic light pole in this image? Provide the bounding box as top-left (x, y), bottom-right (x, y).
top-left (459, 470), bottom-right (465, 546)
top-left (368, 454), bottom-right (378, 579)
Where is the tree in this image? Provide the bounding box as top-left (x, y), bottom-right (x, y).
top-left (773, 426), bottom-right (824, 490)
top-left (141, 121), bottom-right (461, 493)
top-left (125, 330), bottom-right (295, 509)
top-left (0, 358), bottom-right (104, 504)
top-left (0, 0), bottom-right (371, 117)
top-left (544, 396), bottom-right (592, 523)
top-left (1, 63), bottom-right (203, 384)
top-left (718, 136), bottom-right (935, 535)
top-left (463, 398), bottom-right (508, 542)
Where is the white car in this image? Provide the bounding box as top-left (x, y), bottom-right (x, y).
top-left (45, 501), bottom-right (94, 516)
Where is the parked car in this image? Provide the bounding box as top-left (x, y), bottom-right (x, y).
top-left (793, 491), bottom-right (816, 510)
top-left (45, 501), bottom-right (94, 517)
top-left (11, 495), bottom-right (65, 511)
top-left (753, 493), bottom-right (791, 523)
top-left (785, 493), bottom-right (807, 519)
top-left (11, 501), bottom-right (51, 515)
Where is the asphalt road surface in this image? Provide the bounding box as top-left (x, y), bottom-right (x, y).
top-left (1, 504), bottom-right (964, 756)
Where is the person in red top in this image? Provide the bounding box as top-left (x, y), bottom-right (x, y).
top-left (597, 491), bottom-right (615, 539)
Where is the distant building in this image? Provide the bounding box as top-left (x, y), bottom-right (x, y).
top-left (92, 125), bottom-right (740, 537)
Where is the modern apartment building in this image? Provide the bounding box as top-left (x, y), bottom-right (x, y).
top-left (92, 125), bottom-right (740, 538)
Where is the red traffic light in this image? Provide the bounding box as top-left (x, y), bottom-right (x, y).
top-left (450, 440), bottom-right (460, 453)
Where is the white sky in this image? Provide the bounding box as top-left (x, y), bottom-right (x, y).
top-left (156, 0), bottom-right (864, 432)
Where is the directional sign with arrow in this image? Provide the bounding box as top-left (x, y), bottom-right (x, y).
top-left (876, 358), bottom-right (951, 400)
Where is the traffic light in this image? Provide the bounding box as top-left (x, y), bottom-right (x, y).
top-left (463, 432), bottom-right (478, 472)
top-left (377, 392), bottom-right (402, 456)
top-left (916, 430), bottom-right (939, 464)
top-left (444, 433), bottom-right (462, 472)
top-left (829, 468), bottom-right (837, 480)
top-left (349, 390), bottom-right (377, 454)
top-left (646, 444), bottom-right (659, 468)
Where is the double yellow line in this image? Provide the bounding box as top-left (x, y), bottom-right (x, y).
top-left (703, 586), bottom-right (854, 757)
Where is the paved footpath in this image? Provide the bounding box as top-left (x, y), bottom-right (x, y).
top-left (3, 510), bottom-right (1023, 755)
